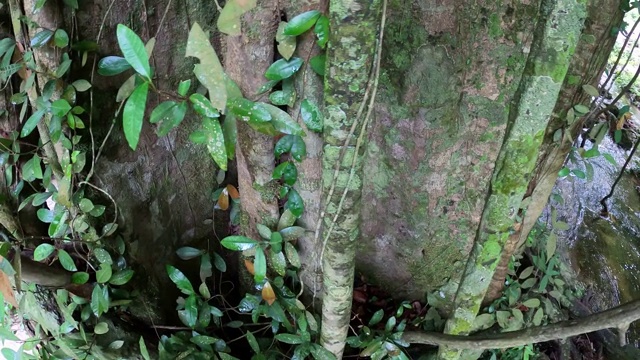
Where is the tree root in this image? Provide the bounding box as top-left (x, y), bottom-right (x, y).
top-left (404, 298), bottom-right (640, 350)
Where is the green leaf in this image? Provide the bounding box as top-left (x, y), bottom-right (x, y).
top-left (602, 153), bottom-right (617, 166)
top-left (186, 23), bottom-right (227, 110)
top-left (269, 250), bottom-right (287, 276)
top-left (558, 167), bottom-right (570, 178)
top-left (30, 29), bottom-right (54, 48)
top-left (583, 148), bottom-right (600, 158)
top-left (150, 101), bottom-right (178, 124)
top-left (177, 79), bottom-right (191, 97)
top-left (290, 135), bottom-right (306, 161)
top-left (522, 298), bottom-right (540, 308)
top-left (94, 248), bottom-right (113, 264)
top-left (221, 235), bottom-right (258, 251)
top-left (57, 249), bottom-right (77, 271)
top-left (71, 272), bottom-right (89, 284)
top-left (109, 269), bottom-right (134, 286)
top-left (275, 135), bottom-right (293, 158)
top-left (573, 104), bottom-right (589, 115)
top-left (273, 162), bottom-right (297, 185)
top-left (213, 252), bottom-right (227, 272)
top-left (261, 103), bottom-right (305, 136)
top-left (79, 198), bottom-right (94, 213)
top-left (117, 75), bottom-right (137, 102)
top-left (246, 331), bottom-right (260, 353)
top-left (615, 129), bottom-right (622, 144)
top-left (51, 99), bottom-right (71, 117)
top-left (223, 114), bottom-right (237, 160)
top-left (571, 169), bottom-right (586, 179)
top-left (176, 247), bottom-right (205, 260)
top-left (72, 79), bottom-right (91, 92)
top-left (34, 243), bottom-right (55, 261)
top-left (94, 322), bottom-right (109, 335)
top-left (277, 209), bottom-right (297, 231)
top-left (310, 54), bottom-right (326, 76)
top-left (140, 337), bottom-right (151, 360)
top-left (385, 316), bottom-right (397, 332)
top-left (217, 0), bottom-right (257, 35)
top-left (301, 99), bottom-right (323, 132)
top-left (254, 246), bottom-right (266, 282)
top-left (532, 308), bottom-right (543, 326)
top-left (519, 266), bottom-right (534, 279)
top-left (582, 84), bottom-right (599, 97)
top-left (54, 29), bottom-right (69, 48)
top-left (258, 80), bottom-right (280, 94)
top-left (286, 188), bottom-right (304, 217)
top-left (37, 209), bottom-right (55, 225)
top-left (284, 242), bottom-right (301, 268)
top-left (98, 56), bottom-right (132, 76)
top-left (275, 333), bottom-right (304, 345)
top-left (21, 109), bottom-right (44, 138)
top-left (123, 82), bottom-right (149, 150)
top-left (200, 253), bottom-right (213, 282)
top-left (314, 15), bottom-right (330, 48)
top-left (265, 58), bottom-right (303, 81)
top-left (521, 277), bottom-right (536, 289)
top-left (370, 309), bottom-right (384, 326)
top-left (116, 24), bottom-right (151, 79)
top-left (156, 101), bottom-right (187, 136)
top-left (90, 284), bottom-right (109, 317)
top-left (96, 264), bottom-right (112, 283)
top-left (202, 118), bottom-right (227, 170)
top-left (178, 294), bottom-right (198, 328)
top-left (228, 98), bottom-right (272, 122)
top-left (190, 93), bottom-right (220, 118)
top-left (276, 22), bottom-right (297, 60)
top-left (283, 10), bottom-right (321, 36)
top-left (166, 265), bottom-right (195, 295)
top-left (191, 335), bottom-right (221, 346)
top-left (546, 233), bottom-right (557, 261)
top-left (279, 226), bottom-right (305, 241)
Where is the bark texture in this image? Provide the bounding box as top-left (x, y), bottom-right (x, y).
top-left (284, 0), bottom-right (328, 308)
top-left (485, 0), bottom-right (623, 303)
top-left (319, 0), bottom-right (381, 356)
top-left (68, 0), bottom-right (222, 321)
top-left (440, 1), bottom-right (587, 359)
top-left (359, 0), bottom-right (540, 303)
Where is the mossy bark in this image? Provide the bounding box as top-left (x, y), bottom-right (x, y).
top-left (225, 0), bottom-right (280, 291)
top-left (486, 0), bottom-right (623, 303)
top-left (320, 0), bottom-right (381, 356)
top-left (358, 0), bottom-right (539, 304)
top-left (59, 0), bottom-right (222, 322)
top-left (439, 1), bottom-right (587, 359)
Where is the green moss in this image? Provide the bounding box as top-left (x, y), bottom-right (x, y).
top-left (253, 181), bottom-right (279, 204)
top-left (488, 13), bottom-right (503, 38)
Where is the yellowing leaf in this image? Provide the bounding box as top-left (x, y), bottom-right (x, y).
top-left (0, 256), bottom-right (17, 307)
top-left (244, 259), bottom-right (255, 275)
top-left (226, 184), bottom-right (240, 199)
top-left (186, 23), bottom-right (227, 111)
top-left (617, 112), bottom-right (631, 130)
top-left (262, 281), bottom-right (276, 305)
top-left (217, 188), bottom-right (229, 210)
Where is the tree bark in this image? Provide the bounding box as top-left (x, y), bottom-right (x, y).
top-left (319, 0), bottom-right (382, 356)
top-left (440, 1), bottom-right (587, 359)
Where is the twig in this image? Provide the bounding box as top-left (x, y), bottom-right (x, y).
top-left (403, 298), bottom-right (640, 350)
top-left (600, 135), bottom-right (640, 213)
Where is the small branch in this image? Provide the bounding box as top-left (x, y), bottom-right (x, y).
top-left (403, 298), bottom-right (640, 350)
top-left (600, 136), bottom-right (640, 214)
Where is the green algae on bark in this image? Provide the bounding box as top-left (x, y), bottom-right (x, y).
top-left (439, 0), bottom-right (587, 359)
top-left (319, 0), bottom-right (382, 357)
